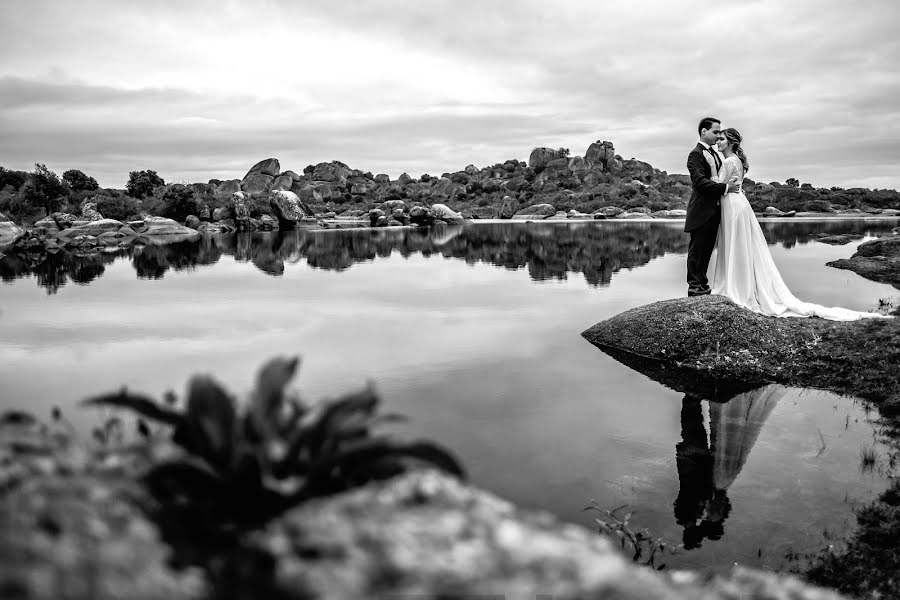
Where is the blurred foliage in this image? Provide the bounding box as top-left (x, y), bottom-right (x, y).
top-left (82, 355), bottom-right (465, 563)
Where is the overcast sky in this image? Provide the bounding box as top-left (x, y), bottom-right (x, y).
top-left (1, 0), bottom-right (898, 190)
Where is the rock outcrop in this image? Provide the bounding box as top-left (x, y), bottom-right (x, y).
top-left (244, 158), bottom-right (281, 179)
top-left (827, 233), bottom-right (900, 285)
top-left (582, 295), bottom-right (899, 409)
top-left (0, 211), bottom-right (24, 246)
top-left (269, 190), bottom-right (315, 229)
top-left (0, 413), bottom-right (848, 600)
top-left (513, 203), bottom-right (556, 219)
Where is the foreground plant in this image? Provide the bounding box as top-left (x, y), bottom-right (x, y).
top-left (83, 355), bottom-right (465, 559)
top-left (583, 501), bottom-right (680, 570)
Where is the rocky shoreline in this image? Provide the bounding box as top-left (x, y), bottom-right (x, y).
top-left (582, 295), bottom-right (900, 408)
top-left (2, 406), bottom-right (847, 600)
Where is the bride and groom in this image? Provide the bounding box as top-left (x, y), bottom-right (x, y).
top-left (684, 117), bottom-right (886, 321)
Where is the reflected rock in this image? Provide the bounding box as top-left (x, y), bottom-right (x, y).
top-left (0, 213), bottom-right (24, 247)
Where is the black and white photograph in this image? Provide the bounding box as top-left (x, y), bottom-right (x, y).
top-left (1, 1), bottom-right (899, 599)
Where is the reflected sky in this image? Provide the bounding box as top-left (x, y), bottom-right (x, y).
top-left (0, 220), bottom-right (897, 570)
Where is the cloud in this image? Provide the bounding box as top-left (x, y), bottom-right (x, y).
top-left (0, 0), bottom-right (898, 189)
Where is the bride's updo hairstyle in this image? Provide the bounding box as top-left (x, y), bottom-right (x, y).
top-left (723, 128), bottom-right (749, 173)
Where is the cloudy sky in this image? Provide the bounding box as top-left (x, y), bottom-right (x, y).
top-left (1, 0), bottom-right (898, 190)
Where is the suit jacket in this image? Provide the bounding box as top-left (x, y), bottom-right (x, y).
top-left (684, 143), bottom-right (727, 232)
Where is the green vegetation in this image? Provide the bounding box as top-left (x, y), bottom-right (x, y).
top-left (1, 145), bottom-right (899, 229)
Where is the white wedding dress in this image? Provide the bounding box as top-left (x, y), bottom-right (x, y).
top-left (708, 156), bottom-right (885, 320)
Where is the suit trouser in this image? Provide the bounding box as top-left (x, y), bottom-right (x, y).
top-left (686, 212), bottom-right (720, 295)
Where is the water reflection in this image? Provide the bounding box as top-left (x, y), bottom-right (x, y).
top-left (2, 219), bottom-right (898, 294)
top-left (675, 386), bottom-right (783, 549)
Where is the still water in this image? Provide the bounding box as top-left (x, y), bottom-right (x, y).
top-left (1, 219), bottom-right (898, 571)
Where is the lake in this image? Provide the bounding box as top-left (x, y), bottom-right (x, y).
top-left (1, 218), bottom-right (898, 572)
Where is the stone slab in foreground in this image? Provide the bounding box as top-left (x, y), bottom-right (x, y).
top-left (582, 295), bottom-right (900, 410)
top-left (2, 421), bottom-right (846, 600)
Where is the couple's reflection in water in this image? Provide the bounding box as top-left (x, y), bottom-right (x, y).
top-left (674, 385), bottom-right (784, 549)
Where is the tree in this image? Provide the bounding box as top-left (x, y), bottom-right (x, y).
top-left (21, 163), bottom-right (67, 216)
top-left (126, 170), bottom-right (165, 199)
top-left (62, 169), bottom-right (99, 192)
top-left (0, 166), bottom-right (29, 191)
top-left (785, 177), bottom-right (799, 187)
top-left (160, 185), bottom-right (199, 221)
top-left (557, 147), bottom-right (571, 158)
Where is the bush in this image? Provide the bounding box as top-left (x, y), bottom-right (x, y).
top-left (126, 170), bottom-right (165, 199)
top-left (160, 185), bottom-right (200, 221)
top-left (62, 169), bottom-right (99, 192)
top-left (96, 195), bottom-right (140, 221)
top-left (0, 166), bottom-right (28, 192)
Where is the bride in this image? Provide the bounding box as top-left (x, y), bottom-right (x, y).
top-left (708, 128), bottom-right (887, 321)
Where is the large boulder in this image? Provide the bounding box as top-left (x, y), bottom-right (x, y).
top-left (528, 147), bottom-right (560, 170)
top-left (312, 161), bottom-right (352, 183)
top-left (244, 158), bottom-right (281, 179)
top-left (79, 200), bottom-right (104, 221)
top-left (215, 179), bottom-right (242, 199)
top-left (513, 203), bottom-right (556, 219)
top-left (184, 214), bottom-right (201, 230)
top-left (544, 157), bottom-right (570, 171)
top-left (585, 140), bottom-right (616, 167)
top-left (382, 199), bottom-right (406, 212)
top-left (56, 218), bottom-right (125, 239)
top-left (568, 156), bottom-right (591, 172)
top-left (269, 190), bottom-right (315, 229)
top-left (430, 203), bottom-right (465, 224)
top-left (582, 295), bottom-right (898, 404)
top-left (136, 216), bottom-right (202, 240)
top-left (271, 175), bottom-right (294, 191)
top-left (827, 233), bottom-right (900, 285)
top-left (241, 173), bottom-right (274, 194)
top-left (231, 191), bottom-right (251, 230)
top-left (593, 206), bottom-right (625, 219)
top-left (0, 211), bottom-right (24, 246)
top-left (498, 196), bottom-right (518, 219)
top-left (431, 177), bottom-right (465, 198)
top-left (237, 469), bottom-right (847, 599)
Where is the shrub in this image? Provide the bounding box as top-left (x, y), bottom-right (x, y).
top-left (160, 185), bottom-right (200, 221)
top-left (126, 170), bottom-right (165, 199)
top-left (0, 166), bottom-right (28, 191)
top-left (62, 169), bottom-right (99, 192)
top-left (96, 195), bottom-right (140, 221)
top-left (83, 355), bottom-right (465, 540)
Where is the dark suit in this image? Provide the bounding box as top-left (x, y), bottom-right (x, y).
top-left (685, 143), bottom-right (727, 296)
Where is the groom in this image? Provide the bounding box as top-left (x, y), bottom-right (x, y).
top-left (685, 117), bottom-right (739, 296)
